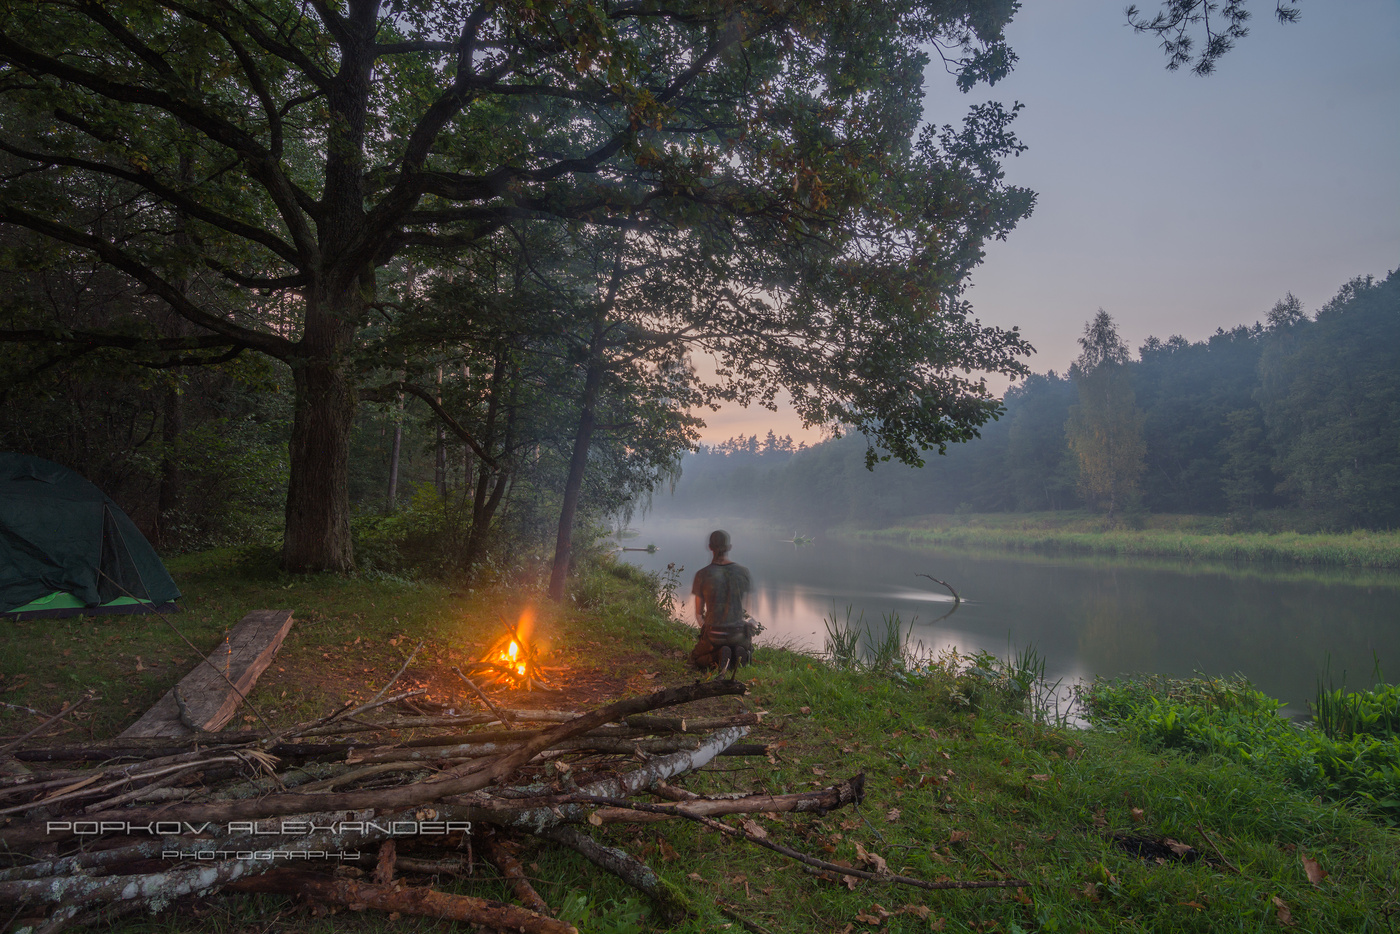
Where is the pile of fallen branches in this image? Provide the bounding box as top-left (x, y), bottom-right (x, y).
top-left (0, 679), bottom-right (1027, 933)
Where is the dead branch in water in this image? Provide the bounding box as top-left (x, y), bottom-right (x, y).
top-left (915, 572), bottom-right (960, 604)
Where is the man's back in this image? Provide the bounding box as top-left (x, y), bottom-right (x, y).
top-left (692, 561), bottom-right (751, 644)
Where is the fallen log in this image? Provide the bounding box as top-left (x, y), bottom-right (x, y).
top-left (437, 726), bottom-right (750, 831)
top-left (540, 825), bottom-right (692, 923)
top-left (592, 774), bottom-right (864, 824)
top-left (228, 869), bottom-right (577, 934)
top-left (121, 609), bottom-right (294, 739)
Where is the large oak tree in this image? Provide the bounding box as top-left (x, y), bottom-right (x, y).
top-left (0, 0), bottom-right (1033, 570)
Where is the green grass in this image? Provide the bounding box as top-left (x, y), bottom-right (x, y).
top-left (4, 551), bottom-right (1398, 933)
top-left (842, 512), bottom-right (1400, 569)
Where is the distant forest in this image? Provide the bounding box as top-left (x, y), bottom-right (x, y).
top-left (665, 269), bottom-right (1400, 531)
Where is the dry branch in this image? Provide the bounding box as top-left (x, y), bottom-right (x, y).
top-left (482, 832), bottom-right (553, 916)
top-left (591, 774), bottom-right (864, 824)
top-left (229, 869), bottom-right (577, 934)
top-left (0, 696), bottom-right (89, 756)
top-left (541, 825), bottom-right (692, 922)
top-left (562, 795), bottom-right (1033, 891)
top-left (452, 667), bottom-right (515, 727)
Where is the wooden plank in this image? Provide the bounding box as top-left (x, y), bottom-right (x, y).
top-left (120, 609), bottom-right (294, 738)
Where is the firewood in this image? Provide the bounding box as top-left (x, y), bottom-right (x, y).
top-left (0, 696), bottom-right (89, 756)
top-left (591, 774), bottom-right (865, 823)
top-left (18, 680), bottom-right (746, 848)
top-left (539, 825), bottom-right (692, 923)
top-left (451, 667), bottom-right (516, 728)
top-left (228, 869), bottom-right (578, 934)
top-left (373, 839), bottom-right (396, 885)
top-left (482, 832), bottom-right (553, 916)
top-left (623, 711), bottom-right (764, 733)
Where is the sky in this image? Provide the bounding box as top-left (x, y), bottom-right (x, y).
top-left (695, 0), bottom-right (1400, 446)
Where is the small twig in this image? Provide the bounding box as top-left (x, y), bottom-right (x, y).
top-left (0, 701), bottom-right (44, 717)
top-left (915, 573), bottom-right (960, 604)
top-left (294, 689), bottom-right (427, 738)
top-left (1196, 822), bottom-right (1242, 874)
top-left (717, 899), bottom-right (777, 934)
top-left (853, 800), bottom-right (887, 844)
top-left (0, 696), bottom-right (88, 756)
top-left (367, 642), bottom-right (424, 711)
top-left (75, 765), bottom-right (197, 814)
top-left (452, 667), bottom-right (515, 729)
top-left (969, 841), bottom-right (1010, 876)
top-left (559, 795), bottom-right (1030, 891)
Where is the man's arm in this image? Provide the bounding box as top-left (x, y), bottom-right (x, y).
top-left (694, 593), bottom-right (705, 628)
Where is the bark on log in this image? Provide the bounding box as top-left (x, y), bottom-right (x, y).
top-left (482, 832), bottom-right (553, 916)
top-left (436, 726), bottom-right (750, 831)
top-left (120, 610), bottom-right (294, 738)
top-left (540, 825), bottom-right (691, 923)
top-left (373, 839), bottom-right (396, 885)
top-left (592, 774), bottom-right (864, 824)
top-left (623, 712), bottom-right (763, 733)
top-left (228, 869), bottom-right (577, 934)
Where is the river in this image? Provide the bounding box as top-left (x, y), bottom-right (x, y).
top-left (615, 516), bottom-right (1400, 713)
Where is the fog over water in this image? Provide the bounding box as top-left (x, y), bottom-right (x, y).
top-left (617, 515), bottom-right (1400, 714)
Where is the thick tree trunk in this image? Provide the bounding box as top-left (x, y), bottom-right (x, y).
top-left (548, 349), bottom-right (604, 601)
top-left (282, 356), bottom-right (356, 572)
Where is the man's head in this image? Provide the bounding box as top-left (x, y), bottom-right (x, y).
top-left (708, 529), bottom-right (731, 557)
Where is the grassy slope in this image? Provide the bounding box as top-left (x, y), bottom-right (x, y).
top-left (841, 512), bottom-right (1400, 569)
top-left (2, 551), bottom-right (1396, 933)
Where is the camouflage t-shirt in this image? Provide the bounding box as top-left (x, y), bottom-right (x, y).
top-left (692, 561), bottom-right (751, 644)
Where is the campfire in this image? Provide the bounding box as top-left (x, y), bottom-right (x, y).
top-left (467, 611), bottom-right (557, 692)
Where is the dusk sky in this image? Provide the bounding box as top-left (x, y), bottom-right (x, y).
top-left (697, 0), bottom-right (1400, 446)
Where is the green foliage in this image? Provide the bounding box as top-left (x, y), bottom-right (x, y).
top-left (1083, 674), bottom-right (1400, 822)
top-left (660, 268), bottom-right (1400, 534)
top-left (1257, 271), bottom-right (1400, 528)
top-left (351, 483), bottom-right (458, 578)
top-left (556, 891), bottom-right (651, 934)
top-left (1066, 312), bottom-right (1146, 518)
top-left (1312, 659), bottom-right (1400, 742)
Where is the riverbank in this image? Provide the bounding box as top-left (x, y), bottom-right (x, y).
top-left (840, 511), bottom-right (1400, 568)
top-left (1, 550), bottom-right (1396, 932)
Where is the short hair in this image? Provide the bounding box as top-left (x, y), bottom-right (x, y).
top-left (708, 529), bottom-right (731, 555)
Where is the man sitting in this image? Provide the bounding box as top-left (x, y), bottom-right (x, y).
top-left (690, 529), bottom-right (754, 674)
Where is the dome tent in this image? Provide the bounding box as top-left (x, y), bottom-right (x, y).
top-left (0, 453), bottom-right (180, 620)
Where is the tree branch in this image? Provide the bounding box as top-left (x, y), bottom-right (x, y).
top-left (0, 202), bottom-right (294, 358)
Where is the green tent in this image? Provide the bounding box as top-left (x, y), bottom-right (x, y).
top-left (1, 453), bottom-right (180, 620)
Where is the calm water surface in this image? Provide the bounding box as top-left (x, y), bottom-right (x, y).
top-left (617, 517), bottom-right (1400, 712)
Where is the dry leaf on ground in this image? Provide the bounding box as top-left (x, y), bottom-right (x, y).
top-left (740, 819), bottom-right (768, 840)
top-left (854, 842), bottom-right (888, 874)
top-left (1299, 848), bottom-right (1328, 886)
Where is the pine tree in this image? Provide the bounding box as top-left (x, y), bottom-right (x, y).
top-left (1065, 311), bottom-right (1146, 518)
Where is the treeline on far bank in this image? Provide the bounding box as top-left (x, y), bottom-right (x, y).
top-left (665, 269), bottom-right (1400, 532)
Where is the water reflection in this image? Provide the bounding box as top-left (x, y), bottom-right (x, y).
top-left (620, 516), bottom-right (1400, 710)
